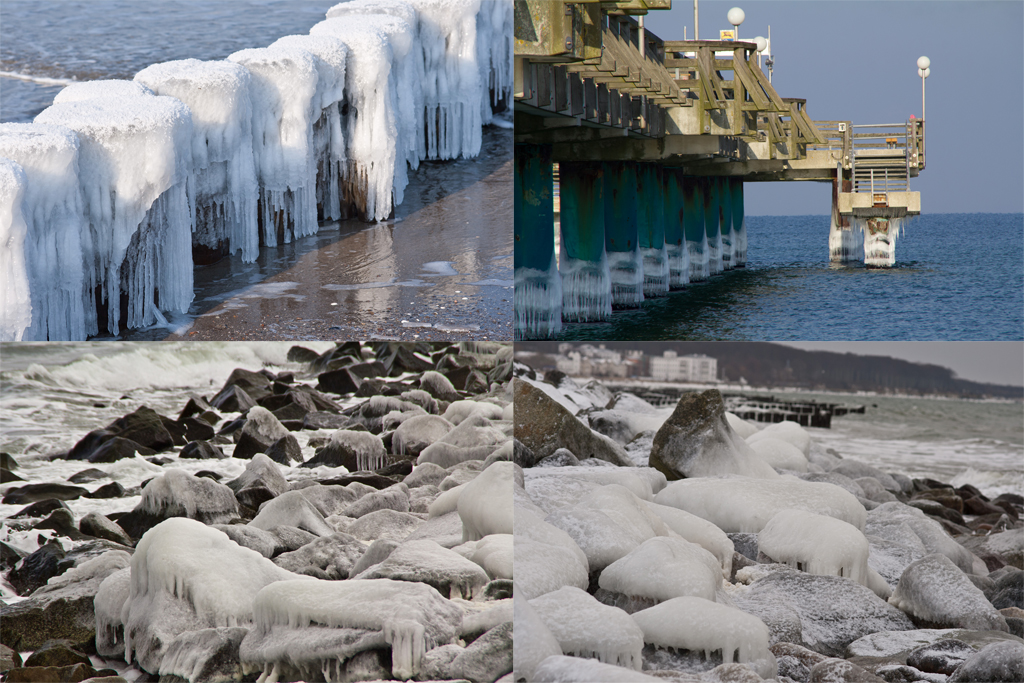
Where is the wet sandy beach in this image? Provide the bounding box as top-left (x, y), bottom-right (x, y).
top-left (118, 125), bottom-right (512, 342)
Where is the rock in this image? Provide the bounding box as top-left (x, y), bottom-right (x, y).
top-left (317, 367), bottom-right (362, 395)
top-left (405, 462), bottom-right (448, 488)
top-left (649, 389), bottom-right (777, 480)
top-left (831, 460), bottom-right (901, 494)
top-left (988, 568), bottom-right (1024, 610)
top-left (33, 508), bottom-right (87, 540)
top-left (535, 448), bottom-right (580, 468)
top-left (448, 621), bottom-right (512, 683)
top-left (8, 498), bottom-right (71, 519)
top-left (231, 407), bottom-right (291, 460)
top-left (83, 437), bottom-right (155, 463)
top-left (908, 499), bottom-right (967, 526)
top-left (302, 411), bottom-right (354, 430)
top-left (1, 542), bottom-right (26, 573)
top-left (212, 368), bottom-right (272, 404)
top-left (341, 485), bottom-right (410, 518)
top-left (0, 644), bottom-right (22, 673)
top-left (302, 430), bottom-right (386, 471)
top-left (948, 640), bottom-right (1024, 682)
top-left (357, 539), bottom-right (490, 599)
top-left (808, 659), bottom-right (885, 682)
top-left (905, 638), bottom-right (977, 675)
top-left (210, 384), bottom-right (256, 413)
top-left (962, 528), bottom-right (1024, 570)
top-left (73, 407), bottom-right (175, 459)
top-left (225, 453), bottom-right (289, 496)
top-left (179, 440), bottom-right (225, 459)
top-left (513, 380), bottom-right (632, 467)
top-left (7, 540), bottom-right (66, 596)
top-left (732, 571), bottom-right (915, 656)
top-left (158, 626), bottom-right (248, 683)
top-left (1, 467), bottom-right (23, 482)
top-left (913, 489), bottom-right (965, 513)
top-left (273, 533), bottom-right (367, 579)
top-left (889, 554), bottom-right (1007, 631)
top-left (177, 394), bottom-right (219, 422)
top-left (23, 640), bottom-right (91, 668)
top-left (118, 469), bottom-right (239, 539)
top-left (264, 434), bottom-right (302, 465)
top-left (249, 490), bottom-right (335, 537)
top-left (67, 468), bottom-right (108, 484)
top-left (730, 533), bottom-right (759, 561)
top-left (84, 482), bottom-right (124, 499)
top-left (79, 513), bottom-right (132, 547)
top-left (5, 663), bottom-right (110, 682)
top-left (2, 483), bottom-right (88, 505)
top-left (287, 345), bottom-right (321, 363)
top-left (513, 438), bottom-right (537, 468)
top-left (393, 414), bottom-right (454, 457)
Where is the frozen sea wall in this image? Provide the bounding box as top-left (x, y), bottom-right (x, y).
top-left (0, 0), bottom-right (512, 341)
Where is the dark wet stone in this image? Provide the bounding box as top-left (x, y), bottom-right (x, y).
top-left (264, 434), bottom-right (302, 465)
top-left (729, 533), bottom-right (760, 561)
top-left (85, 482), bottom-right (124, 499)
top-left (78, 513), bottom-right (132, 547)
top-left (313, 342), bottom-right (364, 371)
top-left (912, 489), bottom-right (964, 513)
top-left (8, 498), bottom-right (71, 519)
top-left (377, 343), bottom-right (433, 375)
top-left (512, 439), bottom-right (536, 468)
top-left (67, 469), bottom-right (107, 484)
top-left (988, 568), bottom-right (1024, 610)
top-left (287, 345), bottom-right (320, 364)
top-left (5, 662), bottom-right (107, 682)
top-left (23, 640), bottom-right (91, 668)
top-left (809, 659), bottom-right (884, 682)
top-left (908, 499), bottom-right (966, 526)
top-left (0, 453), bottom-right (18, 470)
top-left (178, 416), bottom-right (215, 442)
top-left (320, 473), bottom-right (399, 490)
top-left (376, 459), bottom-right (413, 479)
top-left (1, 541), bottom-right (26, 573)
top-left (482, 579), bottom-right (513, 601)
top-left (1, 468), bottom-right (23, 483)
top-left (964, 497), bottom-right (1006, 517)
top-left (66, 430), bottom-right (116, 461)
top-left (7, 540), bottom-right (65, 596)
top-left (86, 438), bottom-right (155, 464)
top-left (107, 407), bottom-right (176, 452)
top-left (235, 485), bottom-right (276, 511)
top-left (3, 483), bottom-right (88, 505)
top-left (144, 456), bottom-right (173, 466)
top-left (180, 440), bottom-right (226, 459)
top-left (32, 509), bottom-right (87, 540)
top-left (177, 394), bottom-right (218, 421)
top-left (317, 368), bottom-right (362, 395)
top-left (906, 638), bottom-right (976, 675)
top-left (302, 412), bottom-right (354, 430)
top-left (210, 385), bottom-right (256, 413)
top-left (0, 643), bottom-right (21, 673)
top-left (259, 389), bottom-right (315, 415)
top-left (448, 621), bottom-right (512, 683)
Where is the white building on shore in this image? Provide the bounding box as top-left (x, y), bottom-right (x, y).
top-left (650, 351), bottom-right (718, 383)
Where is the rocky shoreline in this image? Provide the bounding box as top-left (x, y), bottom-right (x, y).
top-left (1, 342), bottom-right (514, 683)
top-left (512, 362), bottom-right (1024, 683)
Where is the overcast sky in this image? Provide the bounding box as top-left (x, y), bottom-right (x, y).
top-left (777, 341), bottom-right (1024, 386)
top-left (645, 1), bottom-right (1024, 216)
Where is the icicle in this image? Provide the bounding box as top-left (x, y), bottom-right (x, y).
top-left (667, 241), bottom-right (690, 289)
top-left (688, 232), bottom-right (710, 282)
top-left (733, 216), bottom-right (748, 266)
top-left (559, 247), bottom-right (612, 322)
top-left (707, 229), bottom-right (723, 275)
top-left (515, 250), bottom-right (562, 339)
top-left (640, 246), bottom-right (669, 297)
top-left (607, 247), bottom-right (644, 308)
top-left (0, 159), bottom-right (32, 341)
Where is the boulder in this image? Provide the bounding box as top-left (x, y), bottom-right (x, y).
top-left (272, 533), bottom-right (368, 579)
top-left (231, 407), bottom-right (291, 460)
top-left (179, 440), bottom-right (225, 459)
top-left (906, 638), bottom-right (977, 675)
top-left (157, 627), bottom-right (248, 683)
top-left (7, 540), bottom-right (66, 596)
top-left (448, 622), bottom-right (513, 683)
top-left (889, 554), bottom-right (1008, 631)
top-left (2, 483), bottom-right (88, 505)
top-left (948, 640), bottom-right (1024, 682)
top-left (79, 513), bottom-right (133, 547)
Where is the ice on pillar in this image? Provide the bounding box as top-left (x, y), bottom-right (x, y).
top-left (730, 178), bottom-right (747, 267)
top-left (637, 165), bottom-right (669, 297)
top-left (604, 162), bottom-right (644, 308)
top-left (0, 159), bottom-right (32, 341)
top-left (0, 123), bottom-right (89, 340)
top-left (718, 177), bottom-right (734, 270)
top-left (309, 18), bottom-right (403, 221)
top-left (135, 59), bottom-right (261, 263)
top-left (702, 177), bottom-right (723, 275)
top-left (682, 176), bottom-right (709, 282)
top-left (228, 46), bottom-right (322, 243)
top-left (35, 86), bottom-right (194, 336)
top-left (663, 169), bottom-right (689, 289)
top-left (515, 144), bottom-right (561, 339)
top-left (829, 216), bottom-right (864, 263)
top-left (861, 216), bottom-right (903, 267)
top-left (560, 161), bottom-right (612, 321)
top-left (476, 0), bottom-right (514, 121)
top-left (268, 36), bottom-right (349, 224)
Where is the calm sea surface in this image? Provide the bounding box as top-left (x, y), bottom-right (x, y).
top-left (555, 213), bottom-right (1024, 341)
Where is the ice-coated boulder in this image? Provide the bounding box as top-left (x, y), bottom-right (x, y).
top-left (529, 586), bottom-right (645, 670)
top-left (632, 597), bottom-right (773, 675)
top-left (231, 406), bottom-right (294, 461)
top-left (654, 477), bottom-right (866, 533)
top-left (356, 539), bottom-right (490, 600)
top-left (134, 468), bottom-right (239, 527)
top-left (646, 500), bottom-right (734, 579)
top-left (747, 437), bottom-right (809, 472)
top-left (759, 509), bottom-right (891, 598)
top-left (649, 389), bottom-right (779, 480)
top-left (301, 429), bottom-right (386, 470)
top-left (831, 459), bottom-right (901, 493)
top-left (746, 420), bottom-right (811, 456)
top-left (532, 655), bottom-right (662, 682)
top-left (598, 536), bottom-right (722, 608)
top-left (458, 460), bottom-right (513, 542)
top-left (725, 412), bottom-right (759, 439)
top-left (272, 532), bottom-right (368, 580)
top-left (513, 508), bottom-right (589, 600)
top-left (393, 414), bottom-right (453, 456)
top-left (889, 554), bottom-right (1008, 631)
top-left (868, 502), bottom-right (984, 575)
top-left (443, 399), bottom-right (505, 425)
top-left (948, 640), bottom-right (1024, 682)
top-left (513, 595), bottom-right (563, 682)
top-left (248, 489), bottom-right (336, 537)
top-left (239, 578), bottom-right (463, 680)
top-left (513, 379), bottom-right (633, 467)
top-left (454, 533), bottom-right (513, 580)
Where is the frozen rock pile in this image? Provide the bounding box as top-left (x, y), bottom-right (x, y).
top-left (0, 0), bottom-right (513, 341)
top-left (512, 362), bottom-right (1024, 683)
top-left (1, 341), bottom-right (514, 683)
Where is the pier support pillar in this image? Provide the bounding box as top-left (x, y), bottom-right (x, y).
top-left (664, 168), bottom-right (689, 289)
top-left (718, 177), bottom-right (734, 270)
top-left (829, 173), bottom-right (863, 263)
top-left (603, 161), bottom-right (644, 308)
top-left (559, 161), bottom-right (612, 321)
top-left (730, 178), bottom-right (747, 267)
top-left (682, 176), bottom-right (709, 281)
top-left (862, 216), bottom-right (902, 267)
top-left (702, 177), bottom-right (723, 275)
top-left (638, 164), bottom-right (669, 297)
top-left (514, 144), bottom-right (561, 338)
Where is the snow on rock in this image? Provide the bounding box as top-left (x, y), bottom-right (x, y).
top-left (240, 577), bottom-right (463, 680)
top-left (598, 536), bottom-right (723, 605)
top-left (948, 640), bottom-right (1024, 682)
top-left (513, 507), bottom-right (589, 600)
top-left (746, 420), bottom-right (811, 456)
top-left (249, 489), bottom-right (336, 537)
top-left (0, 158), bottom-right (32, 341)
top-left (309, 17), bottom-right (401, 222)
top-left (136, 468), bottom-right (239, 525)
top-left (227, 45), bottom-right (321, 244)
top-left (759, 509), bottom-right (891, 599)
top-left (514, 594), bottom-right (563, 682)
top-left (120, 518), bottom-right (304, 673)
top-left (134, 59), bottom-right (260, 262)
top-left (646, 501), bottom-right (734, 580)
top-left (531, 655), bottom-right (663, 682)
top-left (458, 460), bottom-right (513, 542)
top-left (356, 538), bottom-right (490, 599)
top-left (867, 502), bottom-right (982, 575)
top-left (888, 553), bottom-right (1008, 631)
top-left (649, 389), bottom-right (779, 480)
top-left (631, 596), bottom-right (773, 674)
top-left (654, 476), bottom-right (867, 534)
top-left (748, 436), bottom-right (809, 472)
top-left (529, 586), bottom-right (645, 670)
top-left (0, 124), bottom-right (88, 340)
top-left (35, 87), bottom-right (194, 335)
top-left (394, 414), bottom-right (454, 456)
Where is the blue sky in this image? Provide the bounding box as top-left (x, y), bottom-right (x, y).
top-left (645, 1), bottom-right (1024, 216)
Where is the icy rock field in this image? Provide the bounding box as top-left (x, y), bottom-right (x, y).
top-left (511, 361), bottom-right (1024, 683)
top-left (0, 0), bottom-right (513, 341)
top-left (0, 341), bottom-right (514, 683)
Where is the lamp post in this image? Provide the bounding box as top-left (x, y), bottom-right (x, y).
top-left (727, 7), bottom-right (745, 40)
top-left (754, 35), bottom-right (767, 68)
top-left (917, 56), bottom-right (930, 121)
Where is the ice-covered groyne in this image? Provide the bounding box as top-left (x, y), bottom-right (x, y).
top-left (0, 0), bottom-right (512, 340)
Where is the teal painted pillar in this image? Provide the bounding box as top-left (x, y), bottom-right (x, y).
top-left (663, 168), bottom-right (689, 289)
top-left (514, 144), bottom-right (561, 338)
top-left (637, 164), bottom-right (668, 297)
top-left (559, 161), bottom-right (611, 321)
top-left (718, 177), bottom-right (733, 270)
top-left (702, 176), bottom-right (723, 275)
top-left (730, 177), bottom-right (747, 267)
top-left (603, 161), bottom-right (643, 308)
top-left (682, 176), bottom-right (708, 281)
